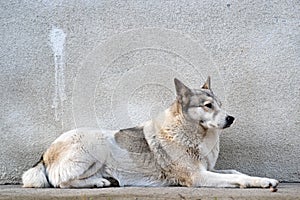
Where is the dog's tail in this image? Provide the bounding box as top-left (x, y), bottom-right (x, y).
top-left (22, 156), bottom-right (52, 188)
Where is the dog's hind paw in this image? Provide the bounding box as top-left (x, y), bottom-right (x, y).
top-left (96, 178), bottom-right (111, 187)
top-left (59, 177), bottom-right (111, 188)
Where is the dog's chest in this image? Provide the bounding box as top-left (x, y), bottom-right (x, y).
top-left (200, 130), bottom-right (220, 170)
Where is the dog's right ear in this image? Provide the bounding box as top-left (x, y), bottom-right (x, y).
top-left (202, 76), bottom-right (211, 90)
top-left (174, 78), bottom-right (191, 104)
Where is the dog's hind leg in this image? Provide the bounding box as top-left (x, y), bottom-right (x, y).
top-left (58, 161), bottom-right (112, 188)
top-left (60, 174), bottom-right (111, 188)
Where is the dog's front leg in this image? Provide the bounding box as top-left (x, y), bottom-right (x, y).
top-left (192, 171), bottom-right (279, 188)
top-left (211, 169), bottom-right (247, 175)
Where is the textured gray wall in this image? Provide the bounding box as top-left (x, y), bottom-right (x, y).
top-left (1, 0), bottom-right (299, 184)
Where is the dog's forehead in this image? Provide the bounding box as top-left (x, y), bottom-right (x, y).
top-left (192, 89), bottom-right (213, 98)
top-left (190, 89), bottom-right (221, 105)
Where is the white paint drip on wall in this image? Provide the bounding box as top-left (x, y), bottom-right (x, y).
top-left (49, 27), bottom-right (67, 121)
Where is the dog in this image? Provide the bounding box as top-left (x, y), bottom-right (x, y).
top-left (22, 77), bottom-right (279, 189)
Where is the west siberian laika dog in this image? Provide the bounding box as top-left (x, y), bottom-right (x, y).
top-left (23, 77), bottom-right (279, 190)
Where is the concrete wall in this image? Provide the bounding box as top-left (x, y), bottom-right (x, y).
top-left (1, 0), bottom-right (299, 184)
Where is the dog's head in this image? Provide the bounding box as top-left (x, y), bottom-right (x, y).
top-left (174, 77), bottom-right (235, 129)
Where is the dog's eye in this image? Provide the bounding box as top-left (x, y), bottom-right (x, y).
top-left (204, 103), bottom-right (213, 109)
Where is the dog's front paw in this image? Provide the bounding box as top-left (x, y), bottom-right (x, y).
top-left (259, 178), bottom-right (279, 188)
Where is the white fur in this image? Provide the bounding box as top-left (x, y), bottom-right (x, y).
top-left (22, 163), bottom-right (50, 188)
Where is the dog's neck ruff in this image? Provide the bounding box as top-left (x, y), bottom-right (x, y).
top-left (153, 101), bottom-right (219, 158)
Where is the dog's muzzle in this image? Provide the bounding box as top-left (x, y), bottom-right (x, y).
top-left (223, 115), bottom-right (235, 129)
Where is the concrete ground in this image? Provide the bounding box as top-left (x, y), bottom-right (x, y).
top-left (0, 183), bottom-right (299, 200)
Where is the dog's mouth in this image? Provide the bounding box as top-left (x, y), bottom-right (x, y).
top-left (199, 120), bottom-right (218, 129)
top-left (199, 115), bottom-right (235, 129)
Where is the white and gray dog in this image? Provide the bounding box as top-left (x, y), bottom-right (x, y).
top-left (23, 77), bottom-right (279, 190)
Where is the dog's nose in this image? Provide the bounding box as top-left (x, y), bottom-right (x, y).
top-left (224, 115), bottom-right (235, 128)
top-left (226, 115), bottom-right (235, 124)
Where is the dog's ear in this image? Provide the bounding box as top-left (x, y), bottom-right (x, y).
top-left (202, 76), bottom-right (211, 90)
top-left (174, 78), bottom-right (191, 103)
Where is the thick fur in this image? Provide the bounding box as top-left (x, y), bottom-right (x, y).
top-left (22, 78), bottom-right (279, 189)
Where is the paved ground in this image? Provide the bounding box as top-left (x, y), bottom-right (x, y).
top-left (0, 183), bottom-right (299, 200)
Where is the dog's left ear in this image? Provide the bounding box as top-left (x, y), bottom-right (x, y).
top-left (202, 76), bottom-right (211, 90)
top-left (174, 78), bottom-right (191, 104)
